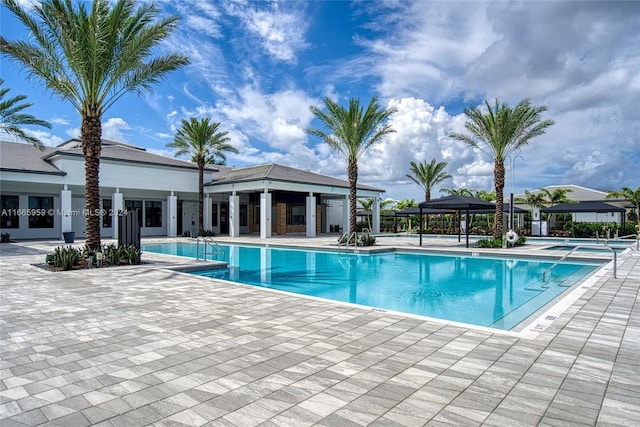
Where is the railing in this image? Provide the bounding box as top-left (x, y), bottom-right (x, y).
top-left (607, 234), bottom-right (639, 251)
top-left (196, 236), bottom-right (225, 261)
top-left (543, 245), bottom-right (617, 282)
top-left (338, 231), bottom-right (358, 253)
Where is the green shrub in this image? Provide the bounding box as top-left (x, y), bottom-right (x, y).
top-left (102, 243), bottom-right (124, 265)
top-left (123, 245), bottom-right (141, 264)
top-left (359, 234), bottom-right (376, 247)
top-left (476, 234), bottom-right (526, 248)
top-left (47, 246), bottom-right (81, 270)
top-left (476, 237), bottom-right (503, 248)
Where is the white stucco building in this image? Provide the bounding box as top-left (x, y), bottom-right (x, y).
top-left (0, 139), bottom-right (385, 240)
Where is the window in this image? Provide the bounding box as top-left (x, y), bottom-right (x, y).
top-left (211, 204), bottom-right (218, 227)
top-left (1, 195), bottom-right (19, 229)
top-left (102, 199), bottom-right (112, 228)
top-left (28, 196), bottom-right (54, 228)
top-left (287, 204), bottom-right (306, 225)
top-left (145, 201), bottom-right (162, 227)
top-left (125, 200), bottom-right (143, 225)
top-left (240, 205), bottom-right (248, 227)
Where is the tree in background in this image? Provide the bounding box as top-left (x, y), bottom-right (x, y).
top-left (357, 197), bottom-right (394, 231)
top-left (307, 96), bottom-right (396, 234)
top-left (406, 159), bottom-right (451, 202)
top-left (450, 99), bottom-right (554, 238)
top-left (168, 118), bottom-right (237, 234)
top-left (1, 0), bottom-right (189, 249)
top-left (0, 78), bottom-right (51, 149)
top-left (606, 187), bottom-right (640, 231)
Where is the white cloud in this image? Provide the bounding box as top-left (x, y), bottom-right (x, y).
top-left (102, 118), bottom-right (131, 142)
top-left (234, 3), bottom-right (309, 63)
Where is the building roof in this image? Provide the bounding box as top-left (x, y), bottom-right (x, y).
top-left (207, 163), bottom-right (384, 192)
top-left (515, 184), bottom-right (611, 202)
top-left (42, 139), bottom-right (220, 171)
top-left (0, 141), bottom-right (65, 175)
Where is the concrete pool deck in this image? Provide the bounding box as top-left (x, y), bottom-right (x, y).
top-left (0, 236), bottom-right (638, 426)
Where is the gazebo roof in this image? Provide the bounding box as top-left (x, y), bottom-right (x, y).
top-left (541, 201), bottom-right (625, 213)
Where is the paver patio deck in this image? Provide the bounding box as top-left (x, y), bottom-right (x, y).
top-left (0, 236), bottom-right (638, 426)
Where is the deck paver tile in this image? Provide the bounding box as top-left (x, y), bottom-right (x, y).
top-left (2, 239), bottom-right (640, 425)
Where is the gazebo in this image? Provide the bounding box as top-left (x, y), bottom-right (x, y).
top-left (541, 201), bottom-right (626, 230)
top-left (418, 195), bottom-right (498, 248)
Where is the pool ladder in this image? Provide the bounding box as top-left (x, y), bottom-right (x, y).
top-left (543, 244), bottom-right (617, 282)
top-left (338, 231), bottom-right (358, 253)
top-left (196, 236), bottom-right (225, 261)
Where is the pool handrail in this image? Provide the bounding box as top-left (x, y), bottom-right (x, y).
top-left (338, 231), bottom-right (358, 253)
top-left (607, 234), bottom-right (639, 251)
top-left (543, 244), bottom-right (617, 282)
top-left (196, 236), bottom-right (225, 261)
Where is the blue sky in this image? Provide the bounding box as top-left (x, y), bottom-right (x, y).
top-left (2, 0), bottom-right (639, 202)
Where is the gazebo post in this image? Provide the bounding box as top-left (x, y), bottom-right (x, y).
top-left (419, 207), bottom-right (423, 247)
top-left (466, 206), bottom-right (470, 248)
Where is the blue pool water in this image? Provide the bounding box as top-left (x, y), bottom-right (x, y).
top-left (142, 242), bottom-right (601, 330)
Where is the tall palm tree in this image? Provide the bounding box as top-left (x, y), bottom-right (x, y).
top-left (407, 159), bottom-right (451, 202)
top-left (606, 186), bottom-right (640, 231)
top-left (0, 0), bottom-right (189, 250)
top-left (450, 98), bottom-right (554, 238)
top-left (168, 117), bottom-right (237, 234)
top-left (0, 78), bottom-right (51, 149)
top-left (306, 96), bottom-right (396, 234)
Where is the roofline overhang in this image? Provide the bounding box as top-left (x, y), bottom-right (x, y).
top-left (0, 167), bottom-right (67, 176)
top-left (41, 150), bottom-right (212, 172)
top-left (204, 179), bottom-right (384, 196)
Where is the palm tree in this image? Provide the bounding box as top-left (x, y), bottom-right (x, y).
top-left (606, 186), bottom-right (640, 231)
top-left (168, 117), bottom-right (237, 234)
top-left (440, 188), bottom-right (473, 196)
top-left (450, 98), bottom-right (554, 238)
top-left (0, 0), bottom-right (189, 250)
top-left (306, 96), bottom-right (396, 234)
top-left (0, 78), bottom-right (51, 149)
top-left (540, 187), bottom-right (573, 226)
top-left (540, 188), bottom-right (573, 205)
top-left (407, 159), bottom-right (451, 202)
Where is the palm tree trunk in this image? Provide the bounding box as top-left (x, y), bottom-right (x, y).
top-left (81, 113), bottom-right (102, 250)
top-left (198, 158), bottom-right (205, 234)
top-left (494, 159), bottom-right (505, 238)
top-left (348, 160), bottom-right (358, 234)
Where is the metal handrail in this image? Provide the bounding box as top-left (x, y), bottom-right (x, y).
top-left (338, 231), bottom-right (358, 253)
top-left (196, 236), bottom-right (225, 261)
top-left (543, 244), bottom-right (617, 282)
top-left (607, 234), bottom-right (639, 251)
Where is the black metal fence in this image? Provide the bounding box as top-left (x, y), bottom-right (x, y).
top-left (118, 209), bottom-right (141, 249)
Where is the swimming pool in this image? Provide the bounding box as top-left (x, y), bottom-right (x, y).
top-left (142, 242), bottom-right (601, 331)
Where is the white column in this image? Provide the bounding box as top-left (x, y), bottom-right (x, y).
top-left (112, 190), bottom-right (123, 239)
top-left (372, 198), bottom-right (381, 234)
top-left (167, 192), bottom-right (177, 237)
top-left (229, 193), bottom-right (240, 237)
top-left (60, 186), bottom-right (72, 238)
top-left (203, 195), bottom-right (212, 232)
top-left (306, 192), bottom-right (316, 237)
top-left (343, 196), bottom-right (349, 233)
top-left (260, 190), bottom-right (272, 239)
